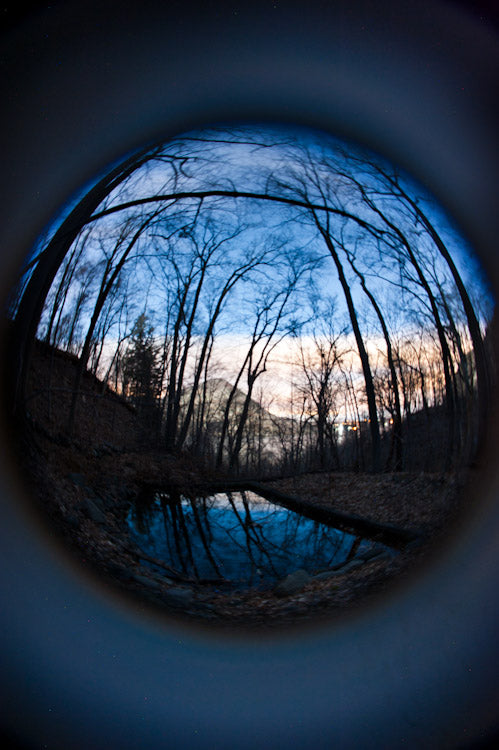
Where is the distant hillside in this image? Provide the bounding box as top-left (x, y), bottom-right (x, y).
top-left (180, 376), bottom-right (292, 433)
top-left (180, 377), bottom-right (240, 412)
top-left (177, 376), bottom-right (296, 469)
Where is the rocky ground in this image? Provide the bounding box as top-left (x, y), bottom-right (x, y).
top-left (13, 342), bottom-right (473, 631)
top-left (16, 420), bottom-right (472, 631)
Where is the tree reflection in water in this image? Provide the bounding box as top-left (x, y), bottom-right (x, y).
top-left (127, 490), bottom-right (389, 589)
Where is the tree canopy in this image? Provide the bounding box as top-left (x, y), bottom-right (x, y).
top-left (9, 124), bottom-right (494, 474)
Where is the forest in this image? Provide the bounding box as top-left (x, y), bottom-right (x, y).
top-left (8, 124), bottom-right (494, 479)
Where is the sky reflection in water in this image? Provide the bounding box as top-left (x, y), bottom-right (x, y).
top-left (127, 490), bottom-right (384, 589)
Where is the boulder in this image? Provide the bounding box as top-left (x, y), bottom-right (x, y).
top-left (132, 573), bottom-right (163, 589)
top-left (68, 472), bottom-right (87, 487)
top-left (363, 549), bottom-right (393, 563)
top-left (362, 547), bottom-right (385, 562)
top-left (313, 569), bottom-right (341, 581)
top-left (81, 497), bottom-right (107, 525)
top-left (91, 494), bottom-right (115, 511)
top-left (313, 558), bottom-right (366, 580)
top-left (162, 587), bottom-right (195, 607)
top-left (95, 442), bottom-right (121, 457)
top-left (332, 558), bottom-right (366, 574)
top-left (273, 569), bottom-right (310, 597)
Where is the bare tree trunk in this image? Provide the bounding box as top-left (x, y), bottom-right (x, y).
top-left (313, 215), bottom-right (381, 472)
top-left (9, 144), bottom-right (159, 414)
top-left (228, 374), bottom-right (257, 473)
top-left (373, 165), bottom-right (491, 451)
top-left (67, 213), bottom-right (158, 434)
top-left (344, 249), bottom-right (403, 470)
top-left (164, 280), bottom-right (192, 450)
top-left (176, 256), bottom-right (266, 450)
top-left (44, 238), bottom-right (86, 346)
top-left (215, 353), bottom-right (251, 468)
top-left (350, 181), bottom-right (457, 471)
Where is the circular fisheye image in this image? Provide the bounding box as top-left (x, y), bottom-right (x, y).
top-left (4, 124), bottom-right (495, 629)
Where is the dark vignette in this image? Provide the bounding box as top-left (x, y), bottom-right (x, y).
top-left (0, 2), bottom-right (498, 749)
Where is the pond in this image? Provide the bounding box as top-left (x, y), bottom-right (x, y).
top-left (127, 489), bottom-right (393, 590)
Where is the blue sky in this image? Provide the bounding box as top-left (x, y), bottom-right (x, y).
top-left (28, 123), bottom-right (494, 420)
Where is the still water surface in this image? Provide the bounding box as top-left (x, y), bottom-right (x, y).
top-left (127, 490), bottom-right (387, 589)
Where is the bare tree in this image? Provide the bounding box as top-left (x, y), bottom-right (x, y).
top-left (66, 209), bottom-right (163, 433)
top-left (9, 143), bottom-right (165, 413)
top-left (14, 124), bottom-right (489, 478)
top-left (295, 298), bottom-right (347, 471)
top-left (175, 243), bottom-right (280, 452)
top-left (346, 154), bottom-right (492, 449)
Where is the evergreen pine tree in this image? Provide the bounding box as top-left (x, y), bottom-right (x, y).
top-left (122, 314), bottom-right (161, 429)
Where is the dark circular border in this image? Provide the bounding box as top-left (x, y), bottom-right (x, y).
top-left (1, 2), bottom-right (498, 748)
